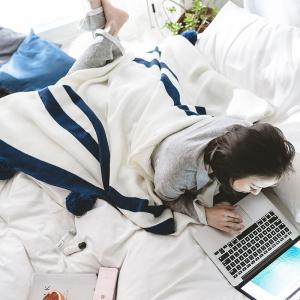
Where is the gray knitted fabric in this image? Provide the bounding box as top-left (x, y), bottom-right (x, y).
top-left (69, 8), bottom-right (124, 74)
top-left (69, 29), bottom-right (124, 73)
top-left (80, 9), bottom-right (106, 32)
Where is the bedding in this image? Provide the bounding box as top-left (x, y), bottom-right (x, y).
top-left (244, 0), bottom-right (300, 27)
top-left (0, 22), bottom-right (300, 300)
top-left (0, 34), bottom-right (272, 234)
top-left (196, 1), bottom-right (300, 225)
top-left (197, 1), bottom-right (300, 124)
top-left (0, 173), bottom-right (247, 300)
top-left (0, 30), bottom-right (75, 93)
top-left (0, 26), bottom-right (25, 66)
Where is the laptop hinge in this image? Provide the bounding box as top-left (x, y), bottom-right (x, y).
top-left (241, 238), bottom-right (294, 282)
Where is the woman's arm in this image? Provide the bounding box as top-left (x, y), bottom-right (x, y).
top-left (153, 155), bottom-right (195, 202)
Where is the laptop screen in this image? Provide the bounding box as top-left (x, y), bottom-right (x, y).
top-left (241, 240), bottom-right (300, 300)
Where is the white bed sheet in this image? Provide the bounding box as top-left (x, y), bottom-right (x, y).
top-left (3, 170), bottom-right (300, 300)
top-left (0, 172), bottom-right (249, 300)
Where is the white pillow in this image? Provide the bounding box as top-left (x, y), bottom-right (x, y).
top-left (244, 0), bottom-right (300, 27)
top-left (197, 1), bottom-right (300, 122)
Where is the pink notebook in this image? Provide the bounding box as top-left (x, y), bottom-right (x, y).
top-left (93, 267), bottom-right (119, 300)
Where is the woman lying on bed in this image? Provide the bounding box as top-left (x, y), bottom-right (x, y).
top-left (152, 121), bottom-right (295, 234)
top-left (76, 0), bottom-right (295, 235)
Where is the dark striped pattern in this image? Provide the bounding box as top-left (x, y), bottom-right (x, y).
top-left (133, 48), bottom-right (206, 116)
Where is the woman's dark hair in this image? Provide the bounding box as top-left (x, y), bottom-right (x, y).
top-left (203, 123), bottom-right (295, 192)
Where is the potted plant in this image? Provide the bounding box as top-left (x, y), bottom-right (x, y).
top-left (164, 0), bottom-right (219, 34)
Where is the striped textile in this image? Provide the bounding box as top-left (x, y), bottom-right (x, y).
top-left (0, 35), bottom-right (212, 234)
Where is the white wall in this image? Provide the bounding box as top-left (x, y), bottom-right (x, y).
top-left (214, 0), bottom-right (243, 8)
top-left (184, 0), bottom-right (243, 9)
top-left (0, 0), bottom-right (84, 34)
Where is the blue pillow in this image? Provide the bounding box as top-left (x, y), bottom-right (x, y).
top-left (0, 30), bottom-right (75, 93)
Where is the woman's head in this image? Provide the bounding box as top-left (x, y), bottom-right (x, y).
top-left (203, 123), bottom-right (295, 194)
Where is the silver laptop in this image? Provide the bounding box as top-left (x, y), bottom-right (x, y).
top-left (193, 192), bottom-right (300, 300)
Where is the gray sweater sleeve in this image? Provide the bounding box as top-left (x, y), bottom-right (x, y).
top-left (152, 117), bottom-right (252, 223)
top-left (152, 137), bottom-right (210, 224)
top-left (152, 145), bottom-right (198, 201)
top-left (79, 7), bottom-right (106, 32)
top-left (162, 190), bottom-right (209, 224)
top-left (69, 8), bottom-right (123, 74)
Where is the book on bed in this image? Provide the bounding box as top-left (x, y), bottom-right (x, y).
top-left (27, 267), bottom-right (119, 300)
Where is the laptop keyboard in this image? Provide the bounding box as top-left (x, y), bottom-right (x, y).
top-left (214, 211), bottom-right (292, 279)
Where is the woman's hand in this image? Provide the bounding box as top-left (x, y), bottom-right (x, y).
top-left (205, 205), bottom-right (244, 234)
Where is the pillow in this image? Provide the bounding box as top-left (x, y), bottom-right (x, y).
top-left (244, 0), bottom-right (300, 27)
top-left (0, 26), bottom-right (25, 65)
top-left (196, 1), bottom-right (300, 120)
top-left (0, 30), bottom-right (75, 93)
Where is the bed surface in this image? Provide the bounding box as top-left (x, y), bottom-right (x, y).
top-left (2, 3), bottom-right (300, 299)
top-left (0, 173), bottom-right (246, 300)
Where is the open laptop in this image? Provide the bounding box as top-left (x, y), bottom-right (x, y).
top-left (193, 192), bottom-right (300, 300)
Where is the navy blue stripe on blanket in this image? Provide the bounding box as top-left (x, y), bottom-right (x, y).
top-left (133, 58), bottom-right (178, 81)
top-left (160, 74), bottom-right (180, 106)
top-left (147, 46), bottom-right (161, 56)
top-left (63, 85), bottom-right (110, 191)
top-left (0, 140), bottom-right (174, 232)
top-left (38, 87), bottom-right (99, 162)
top-left (145, 218), bottom-right (175, 235)
top-left (62, 86), bottom-right (174, 234)
top-left (133, 57), bottom-right (206, 116)
top-left (62, 86), bottom-right (167, 216)
top-left (108, 187), bottom-right (166, 217)
top-left (0, 139), bottom-right (106, 197)
top-left (195, 106), bottom-right (206, 115)
top-left (109, 187), bottom-right (175, 234)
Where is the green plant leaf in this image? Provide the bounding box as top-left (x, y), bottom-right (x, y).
top-left (191, 0), bottom-right (202, 13)
top-left (163, 0), bottom-right (219, 34)
top-left (167, 6), bottom-right (177, 14)
top-left (164, 21), bottom-right (183, 35)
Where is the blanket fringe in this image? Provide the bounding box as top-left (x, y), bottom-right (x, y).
top-left (66, 192), bottom-right (98, 216)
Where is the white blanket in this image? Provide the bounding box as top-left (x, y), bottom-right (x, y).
top-left (0, 35), bottom-right (272, 235)
top-left (0, 35), bottom-right (280, 299)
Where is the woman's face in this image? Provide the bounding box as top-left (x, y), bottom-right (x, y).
top-left (231, 176), bottom-right (279, 195)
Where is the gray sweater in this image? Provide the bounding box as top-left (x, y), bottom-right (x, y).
top-left (152, 116), bottom-right (251, 223)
